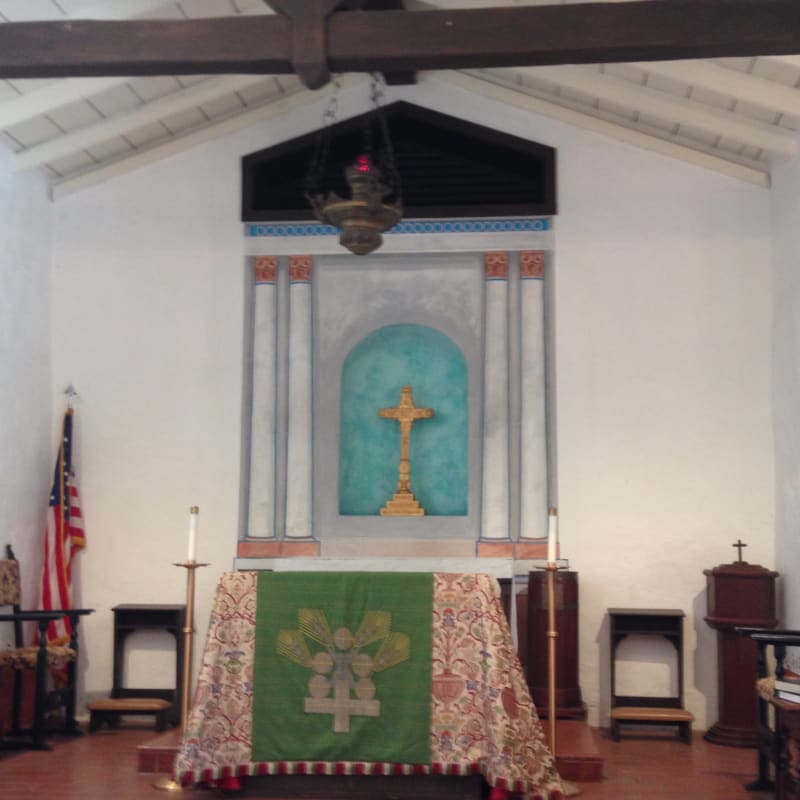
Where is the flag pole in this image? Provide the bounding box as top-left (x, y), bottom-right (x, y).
top-left (51, 407), bottom-right (73, 647)
top-left (60, 408), bottom-right (72, 607)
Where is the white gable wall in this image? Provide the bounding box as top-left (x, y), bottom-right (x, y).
top-left (0, 148), bottom-right (52, 644)
top-left (45, 76), bottom-right (773, 728)
top-left (554, 127), bottom-right (773, 725)
top-left (771, 147), bottom-right (800, 644)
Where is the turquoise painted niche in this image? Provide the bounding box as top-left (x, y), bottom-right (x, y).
top-left (339, 324), bottom-right (468, 516)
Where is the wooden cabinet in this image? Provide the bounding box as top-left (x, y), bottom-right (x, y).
top-left (526, 570), bottom-right (585, 719)
top-left (703, 561), bottom-right (777, 747)
top-left (498, 572), bottom-right (586, 720)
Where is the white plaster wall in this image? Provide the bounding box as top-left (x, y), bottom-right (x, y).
top-left (408, 77), bottom-right (774, 729)
top-left (0, 150), bottom-right (52, 645)
top-left (554, 143), bottom-right (773, 729)
top-left (51, 139), bottom-right (249, 698)
top-left (51, 75), bottom-right (774, 730)
top-left (771, 148), bottom-right (800, 644)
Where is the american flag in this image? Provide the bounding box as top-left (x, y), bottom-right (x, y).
top-left (39, 408), bottom-right (86, 647)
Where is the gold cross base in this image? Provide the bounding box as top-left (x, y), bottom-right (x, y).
top-left (380, 490), bottom-right (426, 516)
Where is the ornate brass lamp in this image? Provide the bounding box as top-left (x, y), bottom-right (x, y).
top-left (305, 76), bottom-right (402, 256)
top-left (308, 154), bottom-right (401, 255)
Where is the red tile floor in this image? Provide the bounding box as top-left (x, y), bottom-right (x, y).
top-left (0, 722), bottom-right (777, 800)
top-left (574, 729), bottom-right (773, 799)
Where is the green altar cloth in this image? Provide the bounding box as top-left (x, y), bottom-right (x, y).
top-left (252, 572), bottom-right (432, 764)
top-left (174, 571), bottom-right (562, 798)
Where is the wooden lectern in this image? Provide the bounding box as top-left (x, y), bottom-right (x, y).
top-left (704, 547), bottom-right (778, 747)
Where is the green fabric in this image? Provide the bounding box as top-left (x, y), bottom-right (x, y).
top-left (252, 572), bottom-right (433, 764)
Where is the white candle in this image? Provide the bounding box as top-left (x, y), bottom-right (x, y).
top-left (187, 505), bottom-right (199, 562)
top-left (547, 507), bottom-right (558, 565)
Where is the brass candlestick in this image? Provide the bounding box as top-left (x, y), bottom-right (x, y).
top-left (154, 559), bottom-right (209, 792)
top-left (536, 560), bottom-right (582, 798)
top-left (546, 562), bottom-right (558, 756)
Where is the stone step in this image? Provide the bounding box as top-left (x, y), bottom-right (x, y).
top-left (137, 720), bottom-right (605, 784)
top-left (136, 727), bottom-right (182, 774)
top-left (554, 720), bottom-right (604, 782)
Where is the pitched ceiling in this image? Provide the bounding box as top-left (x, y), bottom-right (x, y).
top-left (0, 0), bottom-right (797, 198)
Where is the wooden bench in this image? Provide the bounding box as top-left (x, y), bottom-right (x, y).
top-left (610, 706), bottom-right (695, 743)
top-left (87, 697), bottom-right (172, 732)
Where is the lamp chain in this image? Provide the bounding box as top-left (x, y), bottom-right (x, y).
top-left (368, 73), bottom-right (401, 207)
top-left (305, 77), bottom-right (341, 198)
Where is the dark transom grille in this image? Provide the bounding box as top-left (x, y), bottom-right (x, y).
top-left (241, 101), bottom-right (556, 222)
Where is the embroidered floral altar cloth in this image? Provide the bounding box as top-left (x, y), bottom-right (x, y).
top-left (174, 571), bottom-right (563, 799)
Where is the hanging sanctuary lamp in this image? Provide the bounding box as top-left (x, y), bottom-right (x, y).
top-left (305, 76), bottom-right (403, 256)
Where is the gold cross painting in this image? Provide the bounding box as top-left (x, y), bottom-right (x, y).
top-left (378, 386), bottom-right (434, 516)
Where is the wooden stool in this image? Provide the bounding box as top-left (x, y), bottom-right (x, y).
top-left (87, 697), bottom-right (172, 732)
top-left (610, 706), bottom-right (695, 744)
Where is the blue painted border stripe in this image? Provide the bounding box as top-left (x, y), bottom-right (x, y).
top-left (245, 217), bottom-right (550, 237)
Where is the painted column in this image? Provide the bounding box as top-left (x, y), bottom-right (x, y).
top-left (285, 255), bottom-right (314, 538)
top-left (247, 256), bottom-right (278, 538)
top-left (519, 250), bottom-right (548, 539)
top-left (481, 252), bottom-right (510, 540)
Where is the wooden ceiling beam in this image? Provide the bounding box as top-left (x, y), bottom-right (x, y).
top-left (0, 17), bottom-right (292, 79)
top-left (0, 0), bottom-right (176, 130)
top-left (265, 0), bottom-right (343, 89)
top-left (0, 2), bottom-right (797, 86)
top-left (328, 1), bottom-right (800, 74)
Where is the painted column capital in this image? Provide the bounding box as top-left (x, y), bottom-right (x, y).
top-left (520, 250), bottom-right (545, 279)
top-left (484, 251), bottom-right (509, 279)
top-left (289, 255), bottom-right (313, 283)
top-left (254, 255), bottom-right (278, 283)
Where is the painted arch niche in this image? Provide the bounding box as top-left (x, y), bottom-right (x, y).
top-left (339, 324), bottom-right (468, 516)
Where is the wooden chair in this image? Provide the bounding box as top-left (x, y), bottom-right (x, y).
top-left (0, 545), bottom-right (93, 749)
top-left (737, 627), bottom-right (800, 794)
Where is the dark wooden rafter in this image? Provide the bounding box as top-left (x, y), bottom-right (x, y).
top-left (354, 0), bottom-right (417, 86)
top-left (265, 0), bottom-right (347, 90)
top-left (0, 1), bottom-right (796, 89)
top-left (265, 0), bottom-right (415, 89)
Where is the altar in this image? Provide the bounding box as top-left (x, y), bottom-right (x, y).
top-left (173, 570), bottom-right (563, 799)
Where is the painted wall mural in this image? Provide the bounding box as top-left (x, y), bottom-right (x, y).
top-left (339, 324), bottom-right (468, 516)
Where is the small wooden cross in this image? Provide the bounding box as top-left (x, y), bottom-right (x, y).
top-left (732, 539), bottom-right (747, 563)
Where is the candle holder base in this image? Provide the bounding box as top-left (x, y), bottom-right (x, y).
top-left (153, 774), bottom-right (184, 792)
top-left (562, 778), bottom-right (582, 796)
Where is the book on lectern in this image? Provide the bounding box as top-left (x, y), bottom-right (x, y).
top-left (775, 675), bottom-right (800, 694)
